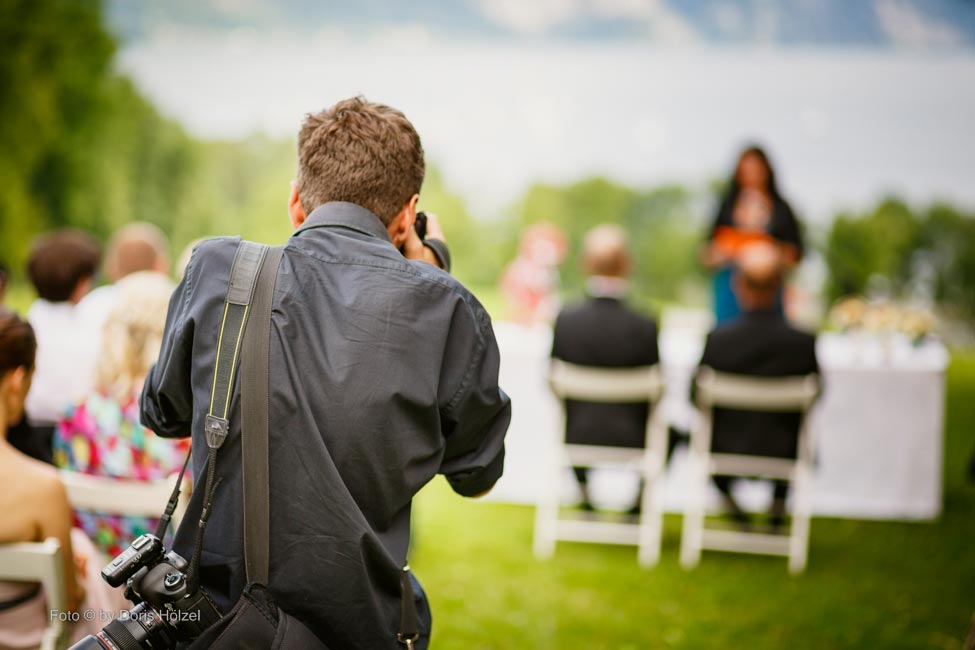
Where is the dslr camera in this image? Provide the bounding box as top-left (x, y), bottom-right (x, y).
top-left (70, 533), bottom-right (220, 650)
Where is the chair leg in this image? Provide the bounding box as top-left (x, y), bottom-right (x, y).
top-left (680, 452), bottom-right (705, 569)
top-left (788, 465), bottom-right (811, 574)
top-left (638, 473), bottom-right (662, 568)
top-left (533, 458), bottom-right (562, 560)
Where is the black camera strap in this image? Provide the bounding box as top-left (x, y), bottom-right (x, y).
top-left (239, 242), bottom-right (283, 585)
top-left (185, 241), bottom-right (270, 594)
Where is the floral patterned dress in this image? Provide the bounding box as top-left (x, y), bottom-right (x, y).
top-left (53, 392), bottom-right (192, 557)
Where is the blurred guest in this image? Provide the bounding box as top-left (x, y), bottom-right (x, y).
top-left (2, 258), bottom-right (54, 466)
top-left (54, 272), bottom-right (189, 557)
top-left (24, 229), bottom-right (102, 459)
top-left (694, 241), bottom-right (819, 527)
top-left (80, 222), bottom-right (171, 345)
top-left (702, 145), bottom-right (804, 323)
top-left (0, 307), bottom-right (126, 647)
top-left (551, 225), bottom-right (659, 512)
top-left (501, 222), bottom-right (568, 325)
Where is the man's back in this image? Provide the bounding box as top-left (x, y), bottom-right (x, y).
top-left (551, 296), bottom-right (659, 448)
top-left (698, 309), bottom-right (818, 458)
top-left (142, 202), bottom-right (510, 649)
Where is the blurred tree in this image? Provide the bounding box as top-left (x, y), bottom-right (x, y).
top-left (918, 204), bottom-right (975, 319)
top-left (0, 0), bottom-right (206, 273)
top-left (824, 198), bottom-right (920, 300)
top-left (824, 197), bottom-right (975, 319)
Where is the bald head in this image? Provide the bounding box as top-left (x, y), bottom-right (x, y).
top-left (105, 223), bottom-right (170, 282)
top-left (734, 241), bottom-right (782, 309)
top-left (582, 224), bottom-right (632, 278)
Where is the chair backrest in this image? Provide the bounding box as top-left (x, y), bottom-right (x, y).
top-left (0, 538), bottom-right (69, 649)
top-left (694, 368), bottom-right (819, 413)
top-left (59, 470), bottom-right (183, 520)
top-left (548, 360), bottom-right (662, 403)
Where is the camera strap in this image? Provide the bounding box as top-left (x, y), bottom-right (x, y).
top-left (186, 240), bottom-right (271, 594)
top-left (239, 242), bottom-right (283, 585)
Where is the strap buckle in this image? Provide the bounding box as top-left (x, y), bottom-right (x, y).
top-left (205, 415), bottom-right (230, 450)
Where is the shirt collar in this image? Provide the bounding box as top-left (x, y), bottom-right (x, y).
top-left (293, 201), bottom-right (391, 242)
top-left (744, 306), bottom-right (782, 320)
top-left (585, 276), bottom-right (629, 299)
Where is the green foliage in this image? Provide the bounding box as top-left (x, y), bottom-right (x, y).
top-left (0, 0), bottom-right (206, 275)
top-left (918, 204), bottom-right (975, 320)
top-left (824, 197), bottom-right (975, 318)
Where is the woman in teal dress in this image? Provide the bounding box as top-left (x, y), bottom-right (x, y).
top-left (702, 146), bottom-right (804, 324)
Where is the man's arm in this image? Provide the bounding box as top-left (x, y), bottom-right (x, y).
top-left (140, 250), bottom-right (199, 438)
top-left (439, 309), bottom-right (511, 498)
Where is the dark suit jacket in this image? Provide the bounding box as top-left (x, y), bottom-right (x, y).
top-left (551, 296), bottom-right (659, 448)
top-left (695, 309), bottom-right (819, 458)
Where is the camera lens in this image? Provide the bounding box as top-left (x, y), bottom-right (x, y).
top-left (98, 603), bottom-right (176, 650)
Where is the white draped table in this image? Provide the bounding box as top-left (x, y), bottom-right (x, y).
top-left (486, 321), bottom-right (948, 521)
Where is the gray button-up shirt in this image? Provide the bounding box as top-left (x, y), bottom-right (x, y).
top-left (141, 201), bottom-right (510, 649)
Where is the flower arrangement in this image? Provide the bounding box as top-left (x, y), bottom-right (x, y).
top-left (829, 297), bottom-right (936, 344)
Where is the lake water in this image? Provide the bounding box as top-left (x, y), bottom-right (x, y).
top-left (120, 30), bottom-right (975, 220)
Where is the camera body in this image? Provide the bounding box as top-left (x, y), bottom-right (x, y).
top-left (70, 534), bottom-right (220, 650)
top-left (414, 211), bottom-right (428, 240)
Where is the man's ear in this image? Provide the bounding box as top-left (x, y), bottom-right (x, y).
top-left (386, 194), bottom-right (420, 247)
top-left (289, 181), bottom-right (307, 230)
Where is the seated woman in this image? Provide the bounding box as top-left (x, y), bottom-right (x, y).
top-left (0, 306), bottom-right (126, 648)
top-left (54, 271), bottom-right (191, 558)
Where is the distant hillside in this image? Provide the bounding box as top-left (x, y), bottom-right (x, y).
top-left (107, 0), bottom-right (975, 49)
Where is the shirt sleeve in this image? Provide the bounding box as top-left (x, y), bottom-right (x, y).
top-left (439, 308), bottom-right (511, 497)
top-left (140, 253), bottom-right (198, 439)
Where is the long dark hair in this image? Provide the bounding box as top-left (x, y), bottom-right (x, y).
top-left (725, 144), bottom-right (781, 203)
top-left (0, 307), bottom-right (36, 375)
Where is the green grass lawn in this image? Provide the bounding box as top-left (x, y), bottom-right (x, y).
top-left (411, 353), bottom-right (975, 649)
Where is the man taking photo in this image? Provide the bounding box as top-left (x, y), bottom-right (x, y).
top-left (141, 96), bottom-right (511, 649)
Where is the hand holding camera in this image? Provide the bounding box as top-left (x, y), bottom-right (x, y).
top-left (402, 211), bottom-right (450, 271)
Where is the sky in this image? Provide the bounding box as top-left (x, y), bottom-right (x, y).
top-left (108, 0), bottom-right (975, 220)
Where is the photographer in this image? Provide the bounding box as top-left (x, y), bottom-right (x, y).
top-left (140, 97), bottom-right (510, 649)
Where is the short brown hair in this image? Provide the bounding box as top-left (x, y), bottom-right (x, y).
top-left (27, 229), bottom-right (102, 302)
top-left (297, 96), bottom-right (425, 225)
top-left (105, 222), bottom-right (170, 282)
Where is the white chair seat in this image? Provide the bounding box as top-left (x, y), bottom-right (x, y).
top-left (59, 470), bottom-right (188, 530)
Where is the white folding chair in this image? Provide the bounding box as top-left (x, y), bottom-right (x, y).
top-left (59, 470), bottom-right (188, 532)
top-left (679, 368), bottom-right (819, 574)
top-left (0, 538), bottom-right (69, 650)
top-left (533, 360), bottom-right (667, 567)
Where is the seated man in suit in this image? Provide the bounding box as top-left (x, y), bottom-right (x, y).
top-left (551, 224), bottom-right (659, 512)
top-left (695, 241), bottom-right (819, 527)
